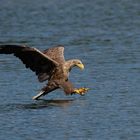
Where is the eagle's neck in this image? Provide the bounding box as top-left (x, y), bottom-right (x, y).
top-left (64, 59), bottom-right (76, 72)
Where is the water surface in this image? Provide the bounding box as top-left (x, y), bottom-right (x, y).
top-left (0, 0), bottom-right (140, 140)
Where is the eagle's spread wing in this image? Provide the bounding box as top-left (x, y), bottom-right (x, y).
top-left (43, 45), bottom-right (65, 64)
top-left (0, 45), bottom-right (59, 82)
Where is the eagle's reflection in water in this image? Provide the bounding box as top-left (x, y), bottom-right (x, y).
top-left (23, 99), bottom-right (74, 109)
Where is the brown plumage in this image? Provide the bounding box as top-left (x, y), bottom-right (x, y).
top-left (0, 44), bottom-right (85, 100)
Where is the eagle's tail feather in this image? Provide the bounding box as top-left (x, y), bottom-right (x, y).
top-left (32, 90), bottom-right (45, 100)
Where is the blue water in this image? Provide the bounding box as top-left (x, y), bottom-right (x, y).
top-left (0, 0), bottom-right (140, 139)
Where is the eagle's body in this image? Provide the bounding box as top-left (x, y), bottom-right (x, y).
top-left (0, 45), bottom-right (86, 100)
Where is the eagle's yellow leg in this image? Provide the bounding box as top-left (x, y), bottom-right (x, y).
top-left (73, 87), bottom-right (89, 95)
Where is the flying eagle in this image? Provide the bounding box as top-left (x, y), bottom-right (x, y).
top-left (0, 45), bottom-right (88, 100)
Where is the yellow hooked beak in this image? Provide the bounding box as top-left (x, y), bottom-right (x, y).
top-left (77, 63), bottom-right (84, 70)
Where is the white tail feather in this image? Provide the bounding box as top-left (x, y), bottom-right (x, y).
top-left (32, 91), bottom-right (45, 100)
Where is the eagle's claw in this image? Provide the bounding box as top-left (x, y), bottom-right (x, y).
top-left (73, 87), bottom-right (89, 95)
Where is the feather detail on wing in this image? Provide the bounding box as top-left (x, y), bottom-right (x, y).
top-left (43, 45), bottom-right (65, 64)
top-left (0, 45), bottom-right (59, 82)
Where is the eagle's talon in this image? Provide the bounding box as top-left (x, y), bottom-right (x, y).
top-left (73, 87), bottom-right (89, 95)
